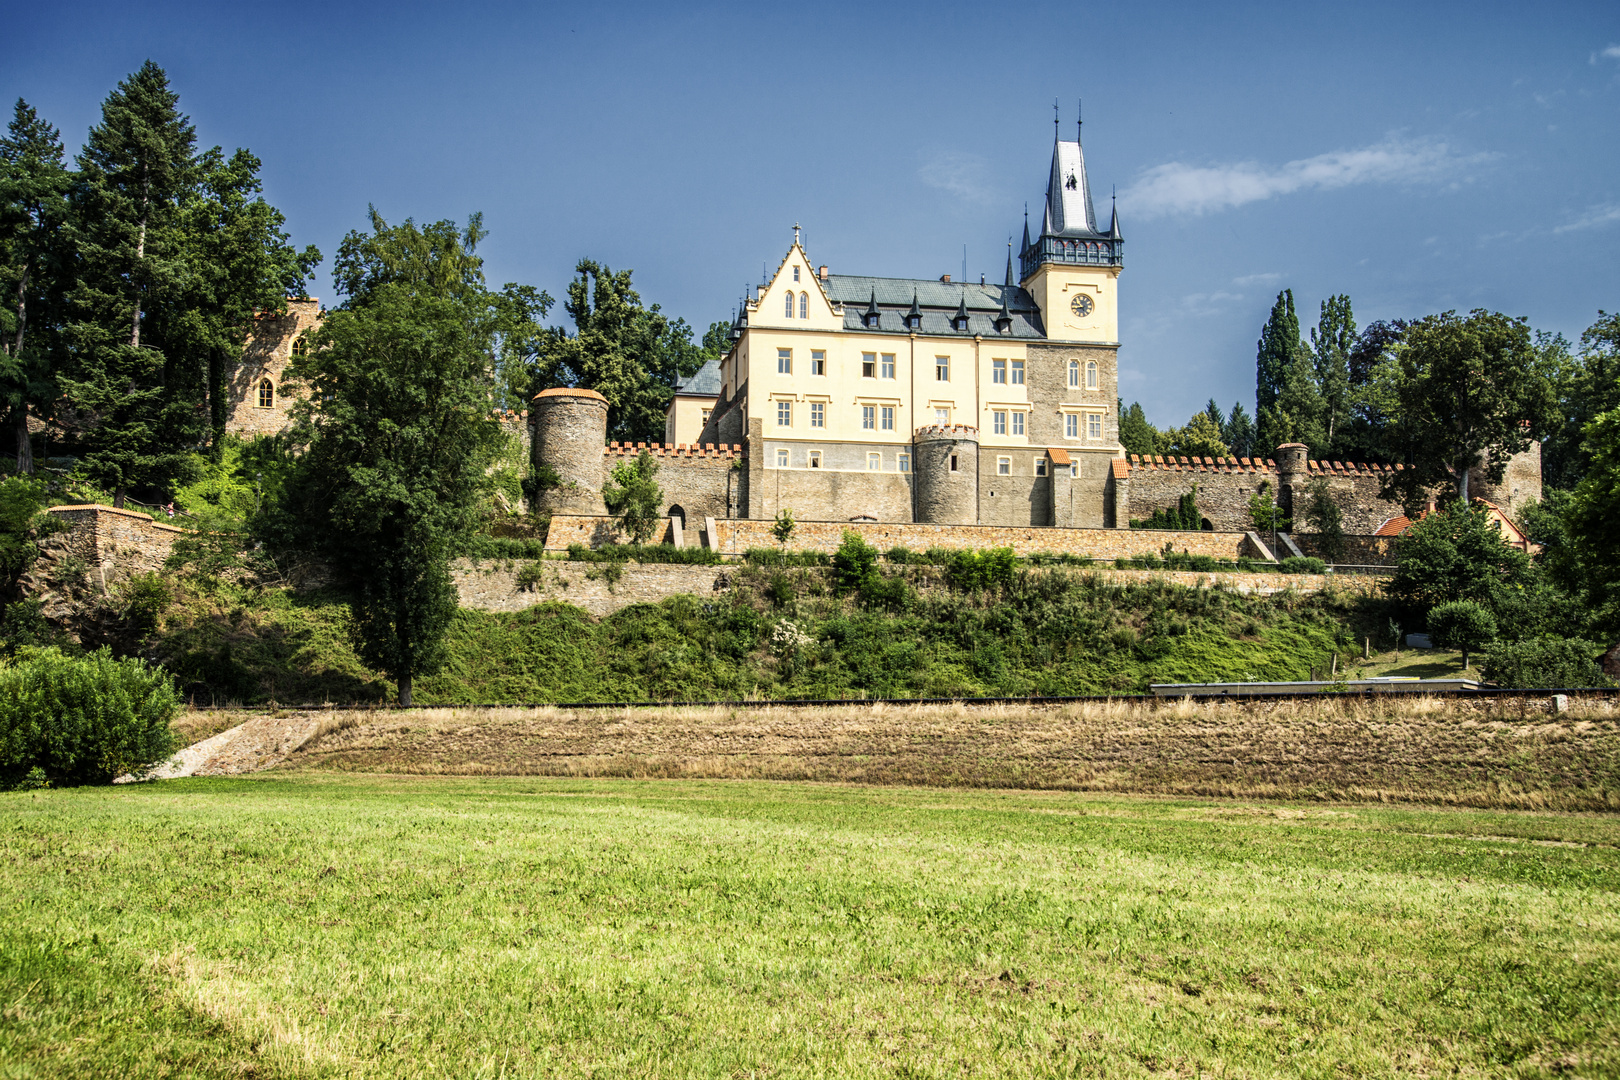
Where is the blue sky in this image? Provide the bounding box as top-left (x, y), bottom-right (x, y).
top-left (5, 0), bottom-right (1617, 430)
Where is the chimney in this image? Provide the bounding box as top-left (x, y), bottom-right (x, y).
top-left (940, 274), bottom-right (951, 283)
top-left (817, 265), bottom-right (828, 281)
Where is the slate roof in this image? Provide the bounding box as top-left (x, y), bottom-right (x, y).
top-left (1043, 138), bottom-right (1104, 239)
top-left (822, 275), bottom-right (1047, 339)
top-left (673, 357), bottom-right (721, 397)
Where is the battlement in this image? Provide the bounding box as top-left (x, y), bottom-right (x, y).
top-left (1126, 454), bottom-right (1409, 476)
top-left (606, 441), bottom-right (742, 459)
top-left (913, 424), bottom-right (979, 440)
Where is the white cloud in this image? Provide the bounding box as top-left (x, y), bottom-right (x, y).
top-left (917, 151), bottom-right (997, 204)
top-left (1120, 136), bottom-right (1482, 219)
top-left (1178, 290), bottom-right (1244, 318)
top-left (1232, 272), bottom-right (1280, 287)
top-left (1603, 44), bottom-right (1620, 60)
top-left (1554, 203), bottom-right (1620, 234)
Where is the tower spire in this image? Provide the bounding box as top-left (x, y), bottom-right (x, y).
top-left (1053, 98), bottom-right (1059, 138)
top-left (1005, 238), bottom-right (1014, 286)
top-left (1077, 98), bottom-right (1083, 144)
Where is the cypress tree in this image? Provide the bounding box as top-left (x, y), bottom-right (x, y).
top-left (0, 99), bottom-right (71, 473)
top-left (60, 61), bottom-right (198, 507)
top-left (1255, 289), bottom-right (1299, 415)
top-left (1311, 294), bottom-right (1356, 455)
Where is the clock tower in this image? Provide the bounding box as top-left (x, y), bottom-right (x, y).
top-left (1019, 126), bottom-right (1122, 345)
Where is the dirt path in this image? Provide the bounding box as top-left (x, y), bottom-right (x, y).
top-left (124, 715), bottom-right (324, 781)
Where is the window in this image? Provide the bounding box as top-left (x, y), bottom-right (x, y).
top-left (1035, 457), bottom-right (1047, 476)
top-left (775, 448), bottom-right (789, 467)
top-left (700, 408), bottom-right (711, 429)
top-left (880, 406), bottom-right (894, 430)
top-left (784, 291), bottom-right (793, 318)
top-left (905, 313), bottom-right (920, 330)
top-left (800, 292), bottom-right (808, 319)
top-left (1086, 360), bottom-right (1099, 390)
top-left (897, 453), bottom-right (910, 473)
top-left (291, 337), bottom-right (308, 359)
top-left (1068, 359), bottom-right (1079, 388)
top-left (808, 450), bottom-right (822, 468)
top-left (954, 313), bottom-right (969, 332)
top-left (1070, 462), bottom-right (1079, 478)
top-left (776, 401), bottom-right (792, 427)
top-left (862, 352), bottom-right (876, 378)
top-left (1011, 359), bottom-right (1025, 385)
top-left (793, 265), bottom-right (800, 282)
top-left (1088, 413), bottom-right (1103, 439)
top-left (935, 356), bottom-right (949, 381)
top-left (810, 402), bottom-right (825, 428)
top-left (992, 358), bottom-right (1007, 384)
top-left (997, 456), bottom-right (1011, 476)
top-left (867, 452), bottom-right (881, 471)
top-left (1011, 412), bottom-right (1025, 437)
top-left (949, 454), bottom-right (959, 472)
top-left (777, 348), bottom-right (791, 374)
top-left (934, 407), bottom-right (950, 425)
top-left (992, 410), bottom-right (1007, 435)
top-left (1065, 413), bottom-right (1079, 439)
top-left (865, 312), bottom-right (880, 328)
top-left (811, 349), bottom-right (826, 375)
top-left (880, 353), bottom-right (895, 379)
top-left (257, 378), bottom-right (274, 408)
top-left (862, 405), bottom-right (876, 430)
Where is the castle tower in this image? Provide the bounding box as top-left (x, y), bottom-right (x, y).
top-left (912, 425), bottom-right (980, 524)
top-left (1018, 119), bottom-right (1122, 345)
top-left (532, 387), bottom-right (609, 513)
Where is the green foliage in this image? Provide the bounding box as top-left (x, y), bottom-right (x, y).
top-left (944, 547), bottom-right (1017, 591)
top-left (0, 647), bottom-right (178, 785)
top-left (1386, 499), bottom-right (1534, 622)
top-left (770, 508), bottom-right (795, 557)
top-left (601, 450), bottom-right (664, 545)
top-left (831, 531), bottom-right (879, 594)
top-left (1221, 401), bottom-right (1256, 459)
top-left (1302, 478), bottom-right (1346, 564)
top-left (1132, 486), bottom-right (1204, 530)
top-left (0, 474), bottom-right (51, 591)
top-left (1117, 400), bottom-right (1157, 458)
top-left (1279, 556), bottom-right (1328, 574)
top-left (1543, 312), bottom-right (1620, 490)
top-left (1558, 408), bottom-right (1620, 641)
top-left (1154, 413), bottom-right (1230, 461)
top-left (565, 542), bottom-right (719, 566)
top-left (462, 536), bottom-right (548, 560)
top-left (1310, 294), bottom-right (1356, 455)
top-left (514, 562), bottom-right (546, 593)
top-left (1427, 600), bottom-right (1498, 669)
top-left (1255, 289), bottom-right (1300, 416)
top-left (1482, 637), bottom-right (1614, 689)
top-left (120, 572), bottom-right (171, 633)
top-left (744, 547), bottom-right (829, 568)
top-left (1248, 479), bottom-right (1291, 535)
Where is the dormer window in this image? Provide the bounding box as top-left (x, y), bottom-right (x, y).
top-left (865, 312), bottom-right (881, 329)
top-left (953, 315), bottom-right (969, 332)
top-left (906, 314), bottom-right (921, 330)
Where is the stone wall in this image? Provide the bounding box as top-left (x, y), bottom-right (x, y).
top-left (702, 516), bottom-right (1251, 560)
top-left (227, 298), bottom-right (322, 437)
top-left (604, 442), bottom-right (739, 524)
top-left (1288, 533), bottom-right (1399, 566)
top-left (1121, 455), bottom-right (1418, 534)
top-left (452, 559), bottom-right (731, 617)
top-left (40, 505), bottom-right (185, 587)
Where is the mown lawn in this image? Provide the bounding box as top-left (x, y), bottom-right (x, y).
top-left (2, 776), bottom-right (1617, 1078)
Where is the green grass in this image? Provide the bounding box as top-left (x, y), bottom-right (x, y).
top-left (3, 776), bottom-right (1617, 1077)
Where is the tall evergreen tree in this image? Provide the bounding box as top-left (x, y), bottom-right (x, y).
top-left (1255, 289), bottom-right (1299, 415)
top-left (1117, 399), bottom-right (1157, 458)
top-left (1204, 398), bottom-right (1225, 433)
top-left (59, 61), bottom-right (198, 507)
top-left (1542, 312), bottom-right (1620, 491)
top-left (0, 99), bottom-right (71, 473)
top-left (1222, 401), bottom-right (1255, 459)
top-left (1310, 294), bottom-right (1355, 454)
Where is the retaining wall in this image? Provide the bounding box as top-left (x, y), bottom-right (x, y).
top-left (703, 517), bottom-right (1252, 560)
top-left (41, 504), bottom-right (185, 586)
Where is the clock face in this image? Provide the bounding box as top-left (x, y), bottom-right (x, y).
top-left (1070, 293), bottom-right (1095, 317)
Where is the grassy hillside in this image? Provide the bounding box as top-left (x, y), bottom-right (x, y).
top-left (151, 566), bottom-right (1359, 705)
top-left (4, 776), bottom-right (1616, 1078)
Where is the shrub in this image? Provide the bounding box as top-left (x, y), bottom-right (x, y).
top-left (885, 545), bottom-right (915, 565)
top-left (1131, 486), bottom-right (1204, 531)
top-left (744, 547), bottom-right (828, 568)
top-left (0, 647), bottom-right (180, 786)
top-left (860, 573), bottom-right (912, 612)
top-left (946, 547), bottom-right (1018, 591)
top-left (515, 562), bottom-right (546, 592)
top-left (122, 572), bottom-right (172, 633)
top-left (467, 535), bottom-right (549, 560)
top-left (1427, 600), bottom-right (1498, 669)
top-left (566, 543), bottom-right (719, 565)
top-left (1481, 637), bottom-right (1614, 689)
top-left (766, 572), bottom-right (794, 608)
top-left (1279, 556), bottom-right (1327, 575)
top-left (832, 531), bottom-right (879, 593)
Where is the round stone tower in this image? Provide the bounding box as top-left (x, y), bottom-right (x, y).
top-left (912, 424), bottom-right (980, 524)
top-left (532, 387), bottom-right (609, 513)
top-left (1273, 442), bottom-right (1309, 520)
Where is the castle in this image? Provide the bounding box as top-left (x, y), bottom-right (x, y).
top-left (230, 124), bottom-right (1540, 549)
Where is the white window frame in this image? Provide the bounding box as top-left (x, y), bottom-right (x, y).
top-left (776, 400), bottom-right (792, 427)
top-left (808, 450), bottom-right (822, 468)
top-left (862, 405), bottom-right (876, 430)
top-left (992, 410), bottom-right (1007, 436)
top-left (777, 348), bottom-right (791, 375)
top-left (935, 356), bottom-right (950, 381)
top-left (793, 265), bottom-right (800, 282)
top-left (867, 452), bottom-right (881, 472)
top-left (1011, 411), bottom-right (1025, 437)
top-left (881, 406), bottom-right (895, 431)
top-left (880, 353), bottom-right (896, 379)
top-left (1070, 462), bottom-right (1080, 478)
top-left (775, 448), bottom-right (789, 467)
top-left (1034, 457), bottom-right (1047, 476)
top-left (800, 292), bottom-right (808, 319)
top-left (256, 378), bottom-right (275, 409)
top-left (934, 406), bottom-right (951, 425)
top-left (897, 453), bottom-right (911, 473)
top-left (1064, 413), bottom-right (1079, 439)
top-left (784, 292), bottom-right (793, 318)
top-left (1011, 359), bottom-right (1025, 386)
top-left (1068, 359), bottom-right (1079, 388)
top-left (811, 349), bottom-right (826, 376)
top-left (700, 408), bottom-right (711, 429)
top-left (997, 456), bottom-right (1011, 476)
top-left (1087, 412), bottom-right (1103, 440)
top-left (809, 402), bottom-right (825, 428)
top-left (992, 358), bottom-right (1007, 384)
top-left (1086, 360), bottom-right (1099, 390)
top-left (862, 352), bottom-right (876, 378)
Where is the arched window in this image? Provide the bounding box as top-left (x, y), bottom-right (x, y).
top-left (1068, 359), bottom-right (1079, 388)
top-left (1086, 360), bottom-right (1099, 390)
top-left (257, 378), bottom-right (275, 408)
top-left (799, 292), bottom-right (808, 319)
top-left (784, 291), bottom-right (794, 318)
top-left (291, 336), bottom-right (308, 359)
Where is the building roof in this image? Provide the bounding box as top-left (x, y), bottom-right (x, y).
top-left (534, 386), bottom-right (607, 402)
top-left (1043, 138), bottom-right (1103, 239)
top-left (673, 357), bottom-right (721, 398)
top-left (822, 275), bottom-right (1047, 339)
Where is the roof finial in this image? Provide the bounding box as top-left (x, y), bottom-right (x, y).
top-left (1053, 98), bottom-right (1059, 137)
top-left (793, 222), bottom-right (801, 245)
top-left (1078, 98), bottom-right (1083, 144)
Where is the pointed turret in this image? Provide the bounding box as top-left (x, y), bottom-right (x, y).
top-left (1108, 202), bottom-right (1122, 240)
top-left (1019, 119), bottom-right (1122, 282)
top-left (1004, 240), bottom-right (1014, 286)
top-left (954, 292), bottom-right (970, 332)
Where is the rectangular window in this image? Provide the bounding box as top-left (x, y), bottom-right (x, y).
top-left (777, 348), bottom-right (791, 375)
top-left (992, 358), bottom-right (1007, 384)
top-left (867, 452), bottom-right (881, 471)
top-left (897, 453), bottom-right (910, 473)
top-left (1088, 413), bottom-right (1102, 439)
top-left (700, 408), bottom-right (711, 429)
top-left (793, 265), bottom-right (800, 282)
top-left (1070, 462), bottom-right (1079, 478)
top-left (1065, 413), bottom-right (1079, 439)
top-left (775, 448), bottom-right (789, 467)
top-left (811, 349), bottom-right (826, 376)
top-left (881, 406), bottom-right (894, 431)
top-left (1086, 362), bottom-right (1099, 390)
top-left (1011, 412), bottom-right (1025, 437)
top-left (881, 353), bottom-right (895, 379)
top-left (935, 356), bottom-right (949, 381)
top-left (949, 454), bottom-right (959, 472)
top-left (1035, 457), bottom-right (1047, 476)
top-left (1068, 361), bottom-right (1079, 388)
top-left (934, 407), bottom-right (950, 425)
top-left (810, 402), bottom-right (825, 428)
top-left (997, 456), bottom-right (1011, 476)
top-left (1011, 359), bottom-right (1025, 385)
top-left (862, 352), bottom-right (876, 378)
top-left (776, 400), bottom-right (792, 426)
top-left (862, 405), bottom-right (876, 430)
top-left (808, 450), bottom-right (822, 468)
top-left (992, 411), bottom-right (1007, 436)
